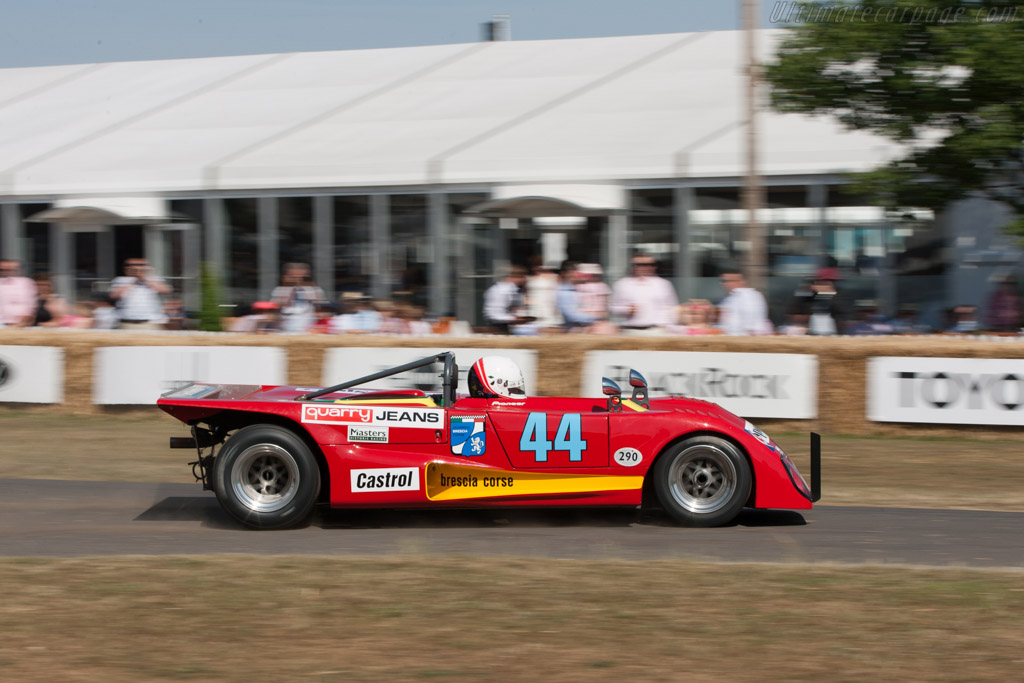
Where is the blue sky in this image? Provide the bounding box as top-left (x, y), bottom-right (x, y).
top-left (0, 0), bottom-right (781, 67)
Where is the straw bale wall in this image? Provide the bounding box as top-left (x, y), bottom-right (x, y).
top-left (2, 329), bottom-right (1023, 439)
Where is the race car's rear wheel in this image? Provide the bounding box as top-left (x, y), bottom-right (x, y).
top-left (212, 424), bottom-right (320, 530)
top-left (653, 436), bottom-right (751, 527)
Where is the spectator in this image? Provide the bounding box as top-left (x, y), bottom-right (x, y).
top-left (91, 293), bottom-right (120, 330)
top-left (576, 263), bottom-right (612, 321)
top-left (676, 298), bottom-right (720, 335)
top-left (230, 301), bottom-right (279, 334)
top-left (555, 261), bottom-right (597, 332)
top-left (985, 275), bottom-right (1022, 332)
top-left (330, 293), bottom-right (382, 334)
top-left (162, 298), bottom-right (187, 331)
top-left (482, 265), bottom-right (530, 334)
top-left (401, 303), bottom-right (434, 336)
top-left (844, 300), bottom-right (893, 336)
top-left (890, 304), bottom-right (925, 335)
top-left (948, 304), bottom-right (980, 333)
top-left (0, 258), bottom-right (38, 328)
top-left (108, 257), bottom-right (171, 330)
top-left (525, 256), bottom-right (561, 329)
top-left (32, 275), bottom-right (69, 327)
top-left (272, 262), bottom-right (326, 334)
top-left (610, 254), bottom-right (679, 333)
top-left (716, 268), bottom-right (770, 335)
top-left (807, 267), bottom-right (844, 336)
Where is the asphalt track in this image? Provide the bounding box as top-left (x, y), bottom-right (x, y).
top-left (1, 478), bottom-right (1021, 568)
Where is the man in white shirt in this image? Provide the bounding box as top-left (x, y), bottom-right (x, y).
top-left (610, 255), bottom-right (678, 333)
top-left (272, 263), bottom-right (326, 334)
top-left (717, 268), bottom-right (771, 335)
top-left (483, 266), bottom-right (529, 334)
top-left (109, 258), bottom-right (171, 330)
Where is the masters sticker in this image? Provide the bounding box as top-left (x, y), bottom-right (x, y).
top-left (451, 421), bottom-right (486, 456)
top-left (348, 425), bottom-right (389, 443)
top-left (613, 447), bottom-right (643, 467)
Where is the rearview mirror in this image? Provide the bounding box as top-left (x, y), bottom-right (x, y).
top-left (602, 377), bottom-right (622, 412)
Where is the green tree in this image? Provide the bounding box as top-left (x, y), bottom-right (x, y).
top-left (199, 262), bottom-right (223, 332)
top-left (764, 1), bottom-right (1024, 234)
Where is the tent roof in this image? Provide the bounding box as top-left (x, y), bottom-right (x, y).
top-left (0, 30), bottom-right (898, 197)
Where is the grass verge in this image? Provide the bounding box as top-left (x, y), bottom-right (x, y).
top-left (1, 556), bottom-right (1022, 682)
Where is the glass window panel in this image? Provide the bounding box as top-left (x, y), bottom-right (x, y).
top-left (278, 197), bottom-right (314, 271)
top-left (629, 189), bottom-right (676, 278)
top-left (333, 196), bottom-right (371, 298)
top-left (20, 203), bottom-right (50, 277)
top-left (389, 194), bottom-right (428, 306)
top-left (224, 198), bottom-right (259, 304)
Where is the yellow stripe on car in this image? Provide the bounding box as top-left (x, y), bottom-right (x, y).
top-left (425, 462), bottom-right (643, 501)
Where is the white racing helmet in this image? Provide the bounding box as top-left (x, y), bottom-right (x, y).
top-left (467, 356), bottom-right (526, 399)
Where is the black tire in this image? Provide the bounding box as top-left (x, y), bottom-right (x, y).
top-left (212, 424), bottom-right (321, 530)
top-left (652, 436), bottom-right (751, 527)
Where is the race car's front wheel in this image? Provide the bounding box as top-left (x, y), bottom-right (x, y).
top-left (212, 425), bottom-right (320, 530)
top-left (653, 436), bottom-right (751, 527)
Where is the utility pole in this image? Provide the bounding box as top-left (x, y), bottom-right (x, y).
top-left (743, 0), bottom-right (766, 292)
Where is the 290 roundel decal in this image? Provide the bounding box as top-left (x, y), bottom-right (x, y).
top-left (613, 447), bottom-right (642, 466)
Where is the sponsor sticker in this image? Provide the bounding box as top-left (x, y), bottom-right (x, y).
top-left (451, 421), bottom-right (486, 456)
top-left (425, 463), bottom-right (642, 501)
top-left (744, 420), bottom-right (772, 445)
top-left (302, 404), bottom-right (443, 428)
top-left (347, 425), bottom-right (389, 443)
top-left (350, 467), bottom-right (420, 492)
top-left (613, 447), bottom-right (643, 467)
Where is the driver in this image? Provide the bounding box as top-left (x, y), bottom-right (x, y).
top-left (467, 356), bottom-right (527, 399)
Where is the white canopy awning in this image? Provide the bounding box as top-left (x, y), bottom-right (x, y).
top-left (0, 30), bottom-right (900, 197)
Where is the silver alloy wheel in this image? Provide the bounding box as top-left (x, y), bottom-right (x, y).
top-left (229, 443), bottom-right (300, 513)
top-left (665, 443), bottom-right (738, 514)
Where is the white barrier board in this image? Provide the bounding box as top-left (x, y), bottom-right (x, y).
top-left (322, 348), bottom-right (537, 396)
top-left (868, 356), bottom-right (1024, 426)
top-left (582, 350), bottom-right (818, 419)
top-left (94, 346), bottom-right (286, 404)
top-left (0, 345), bottom-right (64, 403)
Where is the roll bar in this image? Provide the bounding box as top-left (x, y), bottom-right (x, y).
top-left (295, 351), bottom-right (457, 406)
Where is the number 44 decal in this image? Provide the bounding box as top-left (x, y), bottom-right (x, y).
top-left (519, 413), bottom-right (587, 462)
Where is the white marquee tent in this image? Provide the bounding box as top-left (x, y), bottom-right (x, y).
top-left (0, 29), bottom-right (897, 199)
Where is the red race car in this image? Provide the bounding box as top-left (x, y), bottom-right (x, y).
top-left (158, 351), bottom-right (820, 529)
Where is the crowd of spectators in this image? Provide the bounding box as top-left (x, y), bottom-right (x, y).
top-left (1, 255), bottom-right (1022, 337)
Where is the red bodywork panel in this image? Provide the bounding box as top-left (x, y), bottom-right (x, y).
top-left (158, 383), bottom-right (813, 512)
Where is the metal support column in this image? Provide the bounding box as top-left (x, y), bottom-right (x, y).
top-left (258, 196), bottom-right (278, 299)
top-left (313, 195), bottom-right (333, 301)
top-left (674, 186), bottom-right (693, 301)
top-left (203, 198), bottom-right (227, 284)
top-left (370, 194), bottom-right (390, 300)
top-left (144, 225), bottom-right (166, 277)
top-left (807, 184), bottom-right (827, 259)
top-left (1, 204), bottom-right (22, 262)
top-left (183, 224), bottom-right (201, 313)
top-left (50, 223), bottom-right (72, 304)
top-left (606, 212), bottom-right (628, 283)
top-left (428, 192), bottom-right (449, 317)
